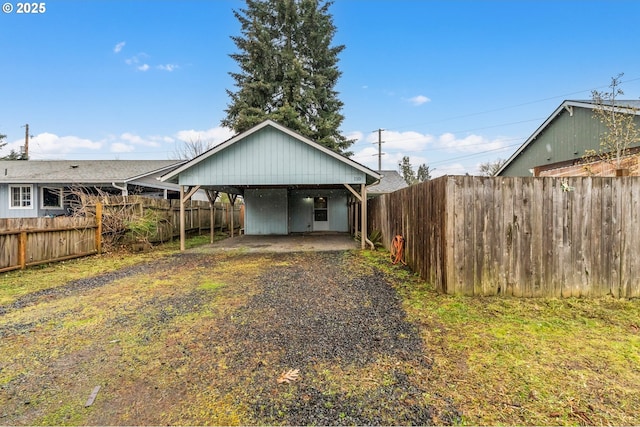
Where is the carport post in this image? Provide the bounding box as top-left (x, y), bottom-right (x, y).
top-left (180, 186), bottom-right (185, 251)
top-left (227, 193), bottom-right (238, 238)
top-left (344, 183), bottom-right (370, 250)
top-left (179, 185), bottom-right (202, 251)
top-left (205, 190), bottom-right (218, 244)
top-left (360, 184), bottom-right (367, 250)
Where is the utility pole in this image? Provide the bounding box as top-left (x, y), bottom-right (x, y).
top-left (22, 124), bottom-right (29, 159)
top-left (373, 128), bottom-right (385, 171)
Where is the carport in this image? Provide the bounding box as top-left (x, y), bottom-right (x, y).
top-left (160, 120), bottom-right (381, 250)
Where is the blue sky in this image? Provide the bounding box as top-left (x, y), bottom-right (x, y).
top-left (2, 0), bottom-right (640, 176)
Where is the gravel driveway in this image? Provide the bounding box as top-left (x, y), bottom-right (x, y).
top-left (218, 250), bottom-right (436, 425)
top-left (1, 247), bottom-right (449, 425)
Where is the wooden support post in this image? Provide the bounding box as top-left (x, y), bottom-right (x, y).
top-left (180, 186), bottom-right (186, 251)
top-left (361, 184), bottom-right (367, 250)
top-left (18, 230), bottom-right (26, 269)
top-left (206, 190), bottom-right (218, 244)
top-left (179, 185), bottom-right (202, 251)
top-left (227, 193), bottom-right (238, 238)
top-left (95, 202), bottom-right (103, 254)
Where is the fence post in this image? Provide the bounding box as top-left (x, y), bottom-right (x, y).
top-left (18, 231), bottom-right (27, 269)
top-left (95, 202), bottom-right (103, 254)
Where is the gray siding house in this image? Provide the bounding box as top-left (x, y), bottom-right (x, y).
top-left (161, 120), bottom-right (381, 248)
top-left (0, 160), bottom-right (184, 218)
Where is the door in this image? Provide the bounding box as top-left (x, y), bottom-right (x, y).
top-left (313, 196), bottom-right (329, 231)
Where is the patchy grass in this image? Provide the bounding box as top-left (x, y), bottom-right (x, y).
top-left (357, 249), bottom-right (640, 425)
top-left (0, 234), bottom-right (222, 306)
top-left (1, 243), bottom-right (639, 426)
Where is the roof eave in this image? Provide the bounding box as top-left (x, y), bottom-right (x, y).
top-left (160, 120), bottom-right (382, 183)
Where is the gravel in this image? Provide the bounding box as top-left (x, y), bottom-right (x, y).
top-left (1, 248), bottom-right (451, 425)
top-left (215, 251), bottom-right (437, 425)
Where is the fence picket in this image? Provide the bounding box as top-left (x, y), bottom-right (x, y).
top-left (368, 175), bottom-right (640, 298)
top-left (0, 196), bottom-right (242, 271)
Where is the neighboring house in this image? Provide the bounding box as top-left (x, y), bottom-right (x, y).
top-left (367, 170), bottom-right (408, 196)
top-left (161, 120), bottom-right (381, 247)
top-left (497, 100), bottom-right (640, 177)
top-left (0, 160), bottom-right (185, 218)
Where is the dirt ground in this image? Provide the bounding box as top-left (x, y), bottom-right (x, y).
top-left (207, 232), bottom-right (360, 253)
top-left (0, 246), bottom-right (445, 425)
top-left (2, 238), bottom-right (639, 426)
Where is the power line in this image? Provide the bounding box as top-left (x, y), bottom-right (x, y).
top-left (427, 143), bottom-right (522, 167)
top-left (386, 75), bottom-right (640, 132)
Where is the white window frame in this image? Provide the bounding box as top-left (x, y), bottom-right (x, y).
top-left (40, 186), bottom-right (64, 209)
top-left (9, 185), bottom-right (34, 209)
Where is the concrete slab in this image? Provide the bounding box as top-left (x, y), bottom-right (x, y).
top-left (207, 232), bottom-right (359, 253)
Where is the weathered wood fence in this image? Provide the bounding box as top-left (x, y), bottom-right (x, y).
top-left (0, 196), bottom-right (243, 272)
top-left (0, 215), bottom-right (100, 273)
top-left (98, 196), bottom-right (243, 244)
top-left (368, 175), bottom-right (640, 298)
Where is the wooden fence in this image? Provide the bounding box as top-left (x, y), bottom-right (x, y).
top-left (0, 216), bottom-right (100, 273)
top-left (368, 175), bottom-right (640, 298)
top-left (0, 196), bottom-right (243, 272)
top-left (98, 196), bottom-right (243, 244)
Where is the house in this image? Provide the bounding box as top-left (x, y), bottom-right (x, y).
top-left (497, 100), bottom-right (640, 177)
top-left (161, 120), bottom-right (381, 249)
top-left (367, 170), bottom-right (408, 196)
top-left (0, 160), bottom-right (185, 218)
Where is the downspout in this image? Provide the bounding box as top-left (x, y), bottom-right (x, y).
top-left (112, 182), bottom-right (128, 196)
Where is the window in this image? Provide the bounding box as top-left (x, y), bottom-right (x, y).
top-left (41, 187), bottom-right (63, 209)
top-left (313, 197), bottom-right (328, 222)
top-left (10, 185), bottom-right (33, 209)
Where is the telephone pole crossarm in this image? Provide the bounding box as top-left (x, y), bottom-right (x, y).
top-left (373, 128), bottom-right (385, 171)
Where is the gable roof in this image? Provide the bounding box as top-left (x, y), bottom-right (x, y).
top-left (161, 120), bottom-right (382, 186)
top-left (368, 170), bottom-right (408, 194)
top-left (0, 160), bottom-right (182, 184)
top-left (497, 99), bottom-right (640, 176)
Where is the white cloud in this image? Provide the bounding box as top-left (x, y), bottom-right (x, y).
top-left (408, 95), bottom-right (431, 106)
top-left (361, 130), bottom-right (433, 152)
top-left (110, 142), bottom-right (136, 153)
top-left (1, 133), bottom-right (102, 159)
top-left (124, 53), bottom-right (178, 73)
top-left (436, 132), bottom-right (508, 153)
top-left (113, 41), bottom-right (126, 53)
top-left (125, 53), bottom-right (151, 71)
top-left (157, 64), bottom-right (179, 72)
top-left (428, 163), bottom-right (465, 178)
top-left (347, 126), bottom-right (517, 177)
top-left (119, 132), bottom-right (162, 147)
top-left (345, 130), bottom-right (363, 143)
top-left (348, 129), bottom-right (434, 171)
top-left (175, 127), bottom-right (235, 145)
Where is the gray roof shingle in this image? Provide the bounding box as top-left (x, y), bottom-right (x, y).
top-left (0, 160), bottom-right (182, 184)
top-left (368, 170), bottom-right (408, 194)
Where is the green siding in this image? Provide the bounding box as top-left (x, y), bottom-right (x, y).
top-left (180, 126), bottom-right (367, 186)
top-left (501, 106), bottom-right (640, 176)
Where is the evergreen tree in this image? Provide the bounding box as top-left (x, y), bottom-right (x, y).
top-left (416, 163), bottom-right (431, 182)
top-left (399, 156), bottom-right (416, 185)
top-left (222, 0), bottom-right (352, 154)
